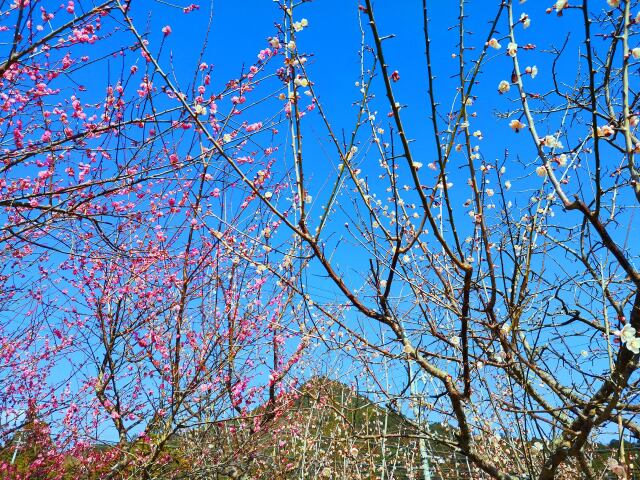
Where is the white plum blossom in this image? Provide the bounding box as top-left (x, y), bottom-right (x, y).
top-left (507, 42), bottom-right (518, 57)
top-left (596, 124), bottom-right (614, 137)
top-left (498, 80), bottom-right (511, 94)
top-left (294, 75), bottom-right (309, 87)
top-left (509, 119), bottom-right (526, 132)
top-left (628, 337), bottom-right (640, 354)
top-left (292, 18), bottom-right (309, 32)
top-left (269, 37), bottom-right (280, 49)
top-left (542, 135), bottom-right (563, 149)
top-left (615, 324), bottom-right (640, 354)
top-left (488, 38), bottom-right (502, 49)
top-left (525, 65), bottom-right (538, 78)
top-left (616, 323), bottom-right (637, 343)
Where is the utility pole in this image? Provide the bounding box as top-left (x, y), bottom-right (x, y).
top-left (10, 433), bottom-right (23, 465)
top-left (408, 361), bottom-right (433, 480)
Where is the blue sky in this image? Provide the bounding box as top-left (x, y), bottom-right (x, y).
top-left (2, 0), bottom-right (636, 448)
top-left (123, 0), bottom-right (633, 435)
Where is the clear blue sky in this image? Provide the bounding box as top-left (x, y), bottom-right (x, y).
top-left (3, 0), bottom-right (630, 446)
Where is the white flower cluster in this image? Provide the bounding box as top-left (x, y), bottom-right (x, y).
top-left (615, 324), bottom-right (640, 354)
